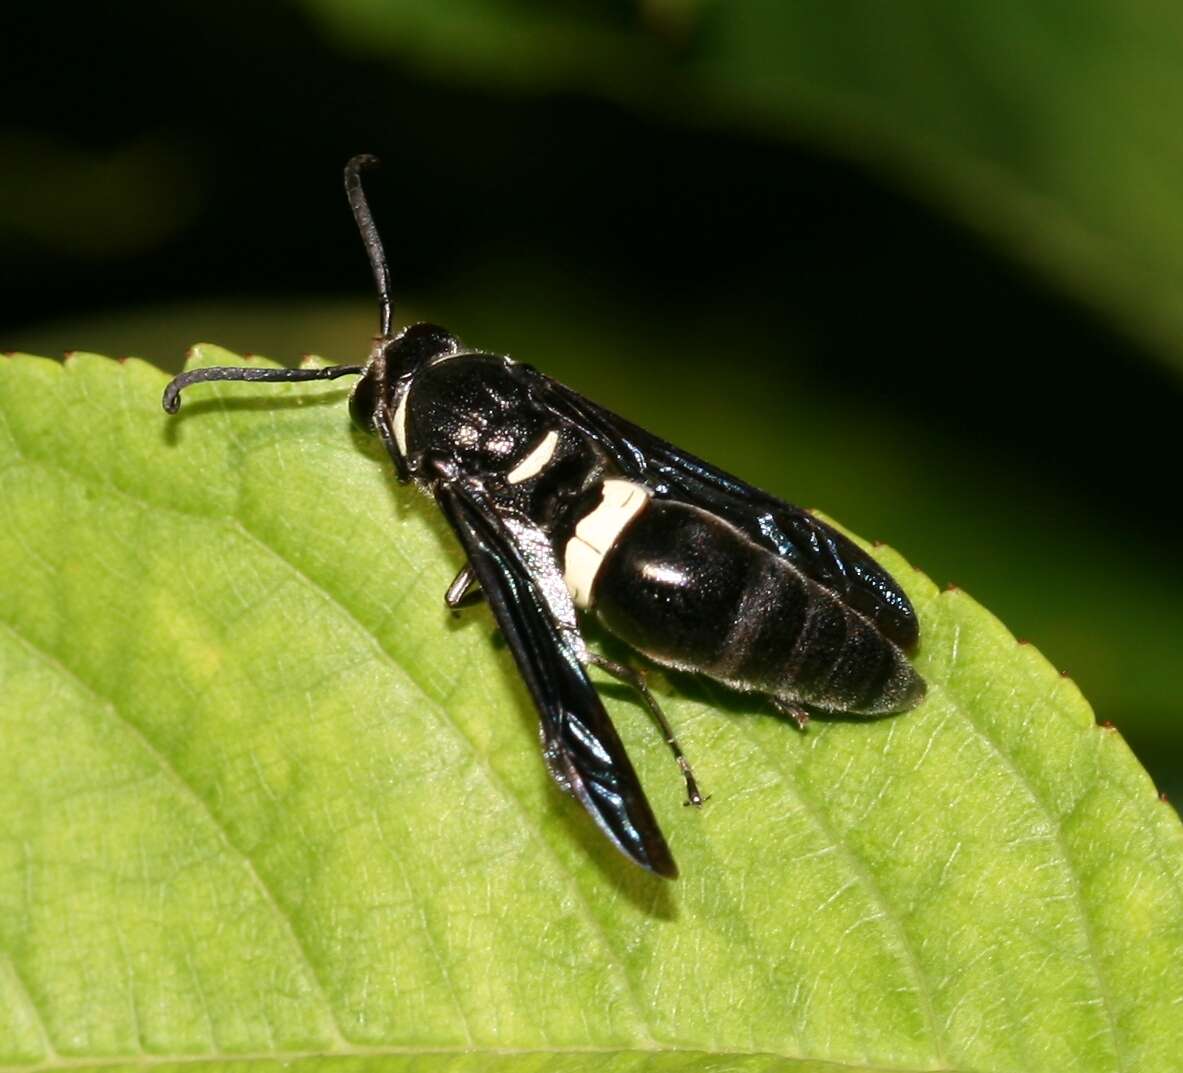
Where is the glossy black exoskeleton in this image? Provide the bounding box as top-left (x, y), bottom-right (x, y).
top-left (162, 155), bottom-right (926, 879)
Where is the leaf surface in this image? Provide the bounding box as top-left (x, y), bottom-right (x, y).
top-left (1, 350), bottom-right (1180, 1073)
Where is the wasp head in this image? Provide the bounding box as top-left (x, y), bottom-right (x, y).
top-left (349, 322), bottom-right (462, 434)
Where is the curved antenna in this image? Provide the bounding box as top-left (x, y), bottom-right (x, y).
top-left (162, 363), bottom-right (364, 414)
top-left (344, 154), bottom-right (394, 337)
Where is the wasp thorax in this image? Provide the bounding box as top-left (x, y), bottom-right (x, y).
top-left (407, 356), bottom-right (550, 476)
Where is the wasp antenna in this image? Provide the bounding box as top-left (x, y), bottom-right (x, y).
top-left (345, 154), bottom-right (394, 338)
top-left (162, 363), bottom-right (365, 414)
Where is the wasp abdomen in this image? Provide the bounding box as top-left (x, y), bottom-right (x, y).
top-left (589, 498), bottom-right (923, 716)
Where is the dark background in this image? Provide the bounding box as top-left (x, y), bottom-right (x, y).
top-left (3, 2), bottom-right (1180, 798)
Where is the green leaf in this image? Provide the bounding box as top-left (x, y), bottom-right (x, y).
top-left (304, 0), bottom-right (1183, 376)
top-left (1, 349), bottom-right (1181, 1073)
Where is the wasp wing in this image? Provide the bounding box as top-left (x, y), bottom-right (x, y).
top-left (433, 477), bottom-right (677, 878)
top-left (529, 372), bottom-right (919, 651)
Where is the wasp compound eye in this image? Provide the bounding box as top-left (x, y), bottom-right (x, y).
top-left (348, 369), bottom-right (380, 432)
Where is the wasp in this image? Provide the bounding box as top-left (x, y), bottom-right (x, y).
top-left (163, 156), bottom-right (925, 878)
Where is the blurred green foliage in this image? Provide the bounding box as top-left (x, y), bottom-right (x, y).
top-left (3, 3), bottom-right (1181, 791)
top-left (308, 0), bottom-right (1183, 374)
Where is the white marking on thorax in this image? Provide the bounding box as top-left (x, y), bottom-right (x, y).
top-left (392, 388), bottom-right (410, 457)
top-left (564, 479), bottom-right (650, 609)
top-left (507, 429), bottom-right (559, 484)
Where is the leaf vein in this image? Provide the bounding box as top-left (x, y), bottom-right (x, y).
top-left (935, 609), bottom-right (1124, 1071)
top-left (0, 952), bottom-right (58, 1062)
top-left (0, 617), bottom-right (347, 1051)
top-left (225, 517), bottom-right (663, 1048)
top-left (716, 703), bottom-right (945, 1064)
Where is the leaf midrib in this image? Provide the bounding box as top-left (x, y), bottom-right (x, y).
top-left (0, 1043), bottom-right (966, 1073)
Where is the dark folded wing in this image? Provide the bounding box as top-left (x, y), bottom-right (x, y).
top-left (434, 478), bottom-right (677, 878)
top-left (529, 371), bottom-right (919, 651)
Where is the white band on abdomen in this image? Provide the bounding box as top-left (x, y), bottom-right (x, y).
top-left (563, 479), bottom-right (650, 609)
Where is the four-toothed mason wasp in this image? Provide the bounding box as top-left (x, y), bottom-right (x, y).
top-left (162, 155), bottom-right (926, 878)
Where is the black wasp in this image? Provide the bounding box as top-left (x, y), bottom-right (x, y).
top-left (163, 156), bottom-right (925, 878)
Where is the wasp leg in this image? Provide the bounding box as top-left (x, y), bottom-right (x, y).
top-left (772, 697), bottom-right (811, 731)
top-left (586, 653), bottom-right (705, 807)
top-left (445, 564), bottom-right (482, 609)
